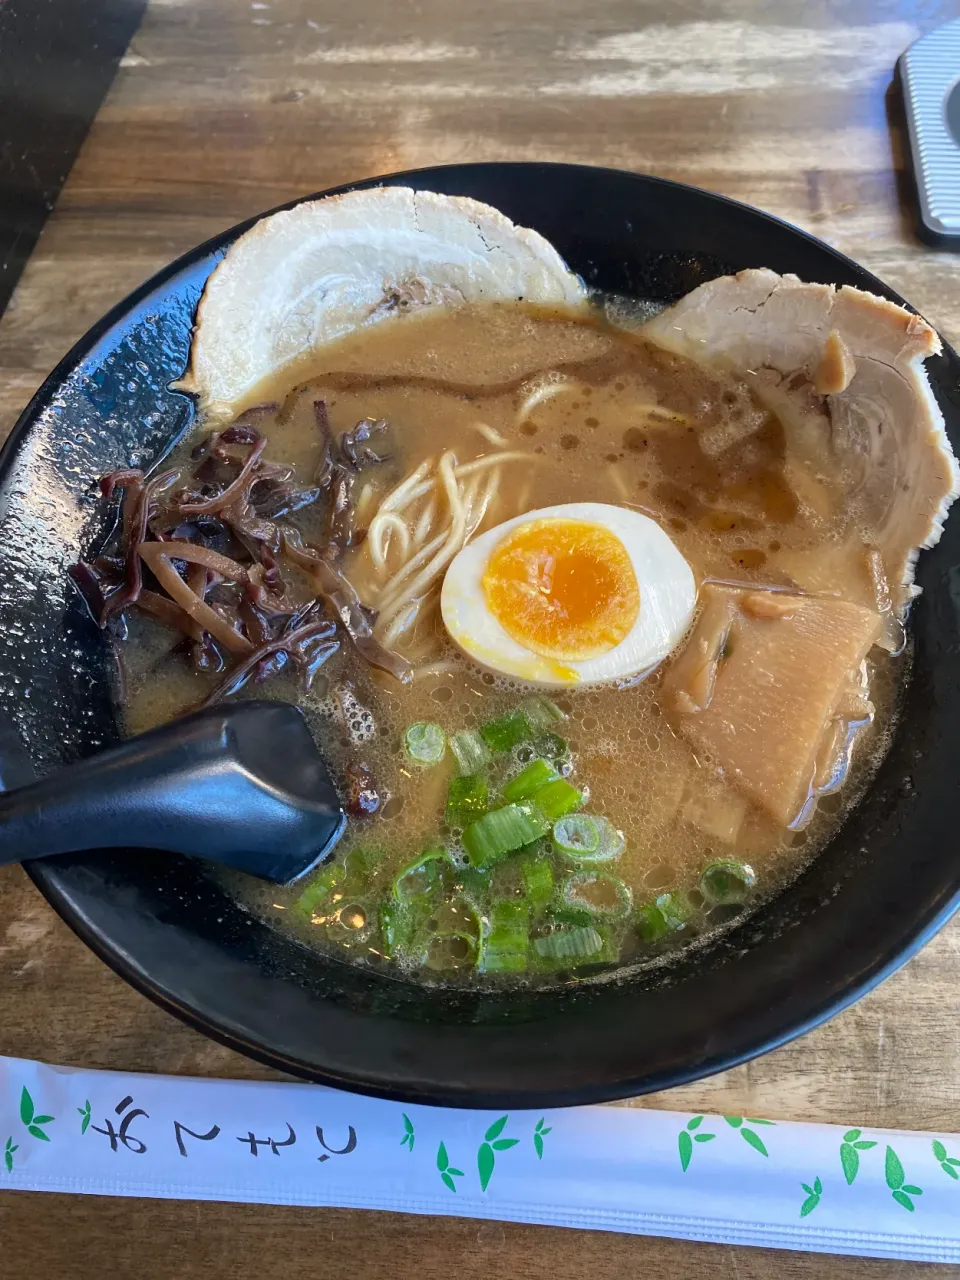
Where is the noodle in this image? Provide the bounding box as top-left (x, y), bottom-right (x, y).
top-left (367, 510), bottom-right (411, 572)
top-left (376, 451), bottom-right (467, 639)
top-left (353, 443), bottom-right (530, 658)
top-left (514, 378), bottom-right (577, 426)
top-left (413, 496), bottom-right (437, 546)
top-left (471, 421), bottom-right (506, 446)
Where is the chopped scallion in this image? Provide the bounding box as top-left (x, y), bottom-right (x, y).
top-left (521, 696), bottom-right (566, 730)
top-left (635, 891), bottom-right (695, 943)
top-left (503, 758), bottom-right (559, 803)
top-left (548, 904), bottom-right (594, 929)
top-left (422, 932), bottom-right (479, 971)
top-left (343, 847), bottom-right (383, 885)
top-left (520, 856), bottom-right (555, 912)
top-left (533, 925), bottom-right (603, 962)
top-left (532, 778), bottom-right (583, 822)
top-left (404, 721), bottom-right (446, 765)
top-left (445, 774), bottom-right (489, 827)
top-left (296, 862), bottom-right (345, 916)
top-left (418, 897), bottom-right (482, 971)
top-left (552, 814), bottom-right (601, 858)
top-left (555, 815), bottom-right (624, 864)
top-left (563, 871), bottom-right (633, 919)
top-left (479, 900), bottom-right (529, 973)
top-left (479, 710), bottom-right (533, 753)
top-left (392, 847), bottom-right (455, 902)
top-left (462, 803), bottom-right (550, 868)
top-left (449, 729), bottom-right (492, 775)
top-left (700, 859), bottom-right (756, 905)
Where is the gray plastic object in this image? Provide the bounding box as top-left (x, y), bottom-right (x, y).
top-left (899, 19), bottom-right (960, 246)
top-left (0, 701), bottom-right (345, 884)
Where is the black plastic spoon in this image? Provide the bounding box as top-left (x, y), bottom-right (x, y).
top-left (0, 701), bottom-right (345, 884)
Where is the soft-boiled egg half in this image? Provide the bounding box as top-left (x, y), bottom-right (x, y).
top-left (440, 502), bottom-right (697, 686)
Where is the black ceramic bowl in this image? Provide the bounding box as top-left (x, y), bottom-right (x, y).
top-left (5, 164), bottom-right (959, 1107)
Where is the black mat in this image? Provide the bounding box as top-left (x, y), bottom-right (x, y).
top-left (0, 0), bottom-right (147, 318)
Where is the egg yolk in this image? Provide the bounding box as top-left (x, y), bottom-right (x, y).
top-left (482, 518), bottom-right (640, 661)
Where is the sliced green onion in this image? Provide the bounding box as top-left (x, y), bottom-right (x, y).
top-left (378, 899), bottom-right (406, 958)
top-left (700, 859), bottom-right (756, 905)
top-left (563, 871), bottom-right (633, 919)
top-left (533, 925), bottom-right (603, 962)
top-left (521, 696), bottom-right (566, 730)
top-left (456, 863), bottom-right (492, 902)
top-left (296, 862), bottom-right (345, 916)
top-left (532, 778), bottom-right (583, 822)
top-left (449, 729), bottom-right (492, 775)
top-left (535, 731), bottom-right (570, 762)
top-left (480, 710), bottom-right (533, 753)
top-left (422, 932), bottom-right (479, 971)
top-left (520, 856), bottom-right (555, 912)
top-left (418, 897), bottom-right (482, 972)
top-left (343, 847), bottom-right (383, 885)
top-left (592, 924), bottom-right (621, 966)
top-left (503, 758), bottom-right (559, 803)
top-left (479, 900), bottom-right (529, 973)
top-left (462, 803), bottom-right (551, 868)
top-left (555, 815), bottom-right (624, 864)
top-left (392, 847), bottom-right (455, 902)
top-left (635, 891), bottom-right (695, 943)
top-left (548, 904), bottom-right (594, 929)
top-left (445, 775), bottom-right (489, 827)
top-left (404, 721), bottom-right (446, 765)
top-left (552, 814), bottom-right (601, 857)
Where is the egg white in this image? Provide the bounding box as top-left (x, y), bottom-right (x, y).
top-left (439, 502), bottom-right (697, 687)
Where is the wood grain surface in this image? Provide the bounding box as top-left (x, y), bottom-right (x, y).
top-left (3, 1), bottom-right (960, 1275)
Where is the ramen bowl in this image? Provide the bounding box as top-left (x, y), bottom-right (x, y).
top-left (4, 163), bottom-right (959, 1106)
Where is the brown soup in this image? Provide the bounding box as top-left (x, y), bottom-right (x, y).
top-left (117, 301), bottom-right (904, 985)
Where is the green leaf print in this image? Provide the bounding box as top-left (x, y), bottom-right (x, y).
top-left (436, 1142), bottom-right (464, 1193)
top-left (841, 1142), bottom-right (861, 1185)
top-left (723, 1116), bottom-right (743, 1129)
top-left (485, 1116), bottom-right (509, 1143)
top-left (932, 1139), bottom-right (960, 1182)
top-left (885, 1146), bottom-right (905, 1190)
top-left (478, 1142), bottom-right (495, 1192)
top-left (799, 1176), bottom-right (822, 1218)
top-left (3, 1138), bottom-right (17, 1174)
top-left (400, 1113), bottom-right (415, 1152)
top-left (840, 1133), bottom-right (878, 1181)
top-left (739, 1128), bottom-right (769, 1158)
top-left (885, 1146), bottom-right (922, 1211)
top-left (533, 1118), bottom-right (552, 1161)
top-left (476, 1116), bottom-right (517, 1190)
top-left (78, 1101), bottom-right (91, 1136)
top-left (19, 1088), bottom-right (54, 1142)
top-left (678, 1117), bottom-right (716, 1170)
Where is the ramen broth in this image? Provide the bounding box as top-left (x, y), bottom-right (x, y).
top-left (122, 301), bottom-right (903, 982)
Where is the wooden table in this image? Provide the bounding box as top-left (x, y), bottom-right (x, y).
top-left (2, 2), bottom-right (960, 1275)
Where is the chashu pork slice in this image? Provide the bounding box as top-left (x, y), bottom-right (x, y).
top-left (178, 187), bottom-right (586, 422)
top-left (643, 268), bottom-right (960, 613)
